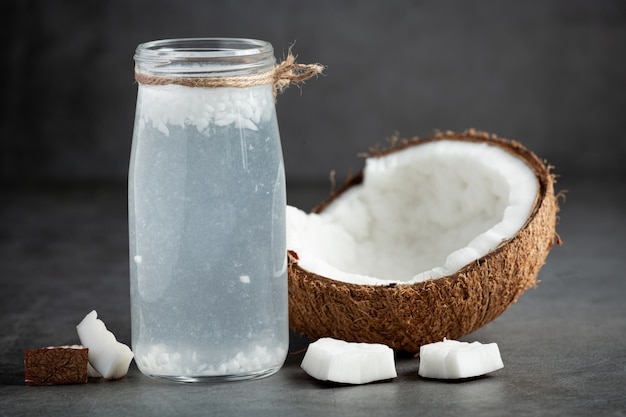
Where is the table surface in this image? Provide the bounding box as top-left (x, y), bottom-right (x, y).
top-left (1, 179), bottom-right (625, 417)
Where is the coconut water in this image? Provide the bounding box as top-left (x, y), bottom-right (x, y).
top-left (129, 84), bottom-right (288, 381)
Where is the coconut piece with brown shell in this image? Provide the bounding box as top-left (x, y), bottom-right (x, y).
top-left (287, 130), bottom-right (560, 353)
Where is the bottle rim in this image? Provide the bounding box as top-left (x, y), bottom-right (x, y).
top-left (134, 38), bottom-right (276, 78)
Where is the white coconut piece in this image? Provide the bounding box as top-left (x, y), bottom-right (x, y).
top-left (76, 310), bottom-right (134, 379)
top-left (286, 139), bottom-right (538, 285)
top-left (418, 338), bottom-right (504, 379)
top-left (301, 337), bottom-right (397, 384)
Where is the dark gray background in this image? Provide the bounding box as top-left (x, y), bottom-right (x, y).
top-left (3, 0), bottom-right (625, 187)
top-left (2, 2), bottom-right (626, 414)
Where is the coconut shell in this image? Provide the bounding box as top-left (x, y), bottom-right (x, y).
top-left (24, 347), bottom-right (89, 385)
top-left (288, 130), bottom-right (560, 353)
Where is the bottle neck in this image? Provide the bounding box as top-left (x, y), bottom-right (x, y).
top-left (134, 38), bottom-right (276, 79)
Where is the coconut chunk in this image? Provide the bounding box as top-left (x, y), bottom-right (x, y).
top-left (301, 337), bottom-right (397, 384)
top-left (24, 346), bottom-right (89, 385)
top-left (76, 310), bottom-right (134, 379)
top-left (418, 338), bottom-right (503, 379)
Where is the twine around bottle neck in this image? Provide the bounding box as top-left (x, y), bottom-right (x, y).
top-left (135, 53), bottom-right (324, 99)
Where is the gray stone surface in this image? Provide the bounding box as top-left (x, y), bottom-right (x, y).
top-left (1, 179), bottom-right (625, 416)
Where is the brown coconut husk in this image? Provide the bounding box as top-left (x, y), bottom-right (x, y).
top-left (288, 129), bottom-right (560, 353)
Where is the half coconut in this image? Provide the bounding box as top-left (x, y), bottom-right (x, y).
top-left (287, 130), bottom-right (559, 353)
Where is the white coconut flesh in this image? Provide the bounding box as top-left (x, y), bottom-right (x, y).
top-left (301, 337), bottom-right (397, 384)
top-left (76, 310), bottom-right (134, 379)
top-left (418, 338), bottom-right (504, 379)
top-left (287, 140), bottom-right (539, 285)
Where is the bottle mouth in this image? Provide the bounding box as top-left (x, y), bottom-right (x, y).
top-left (134, 38), bottom-right (276, 78)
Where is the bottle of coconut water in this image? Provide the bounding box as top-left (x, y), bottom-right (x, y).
top-left (129, 38), bottom-right (290, 381)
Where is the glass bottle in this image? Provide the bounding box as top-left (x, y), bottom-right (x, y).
top-left (129, 38), bottom-right (288, 382)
